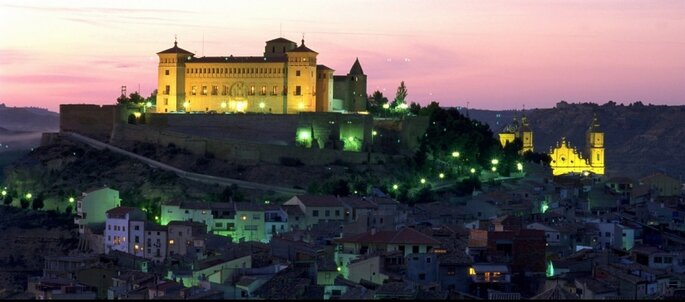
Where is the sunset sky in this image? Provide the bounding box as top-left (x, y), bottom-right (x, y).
top-left (1, 0), bottom-right (684, 112)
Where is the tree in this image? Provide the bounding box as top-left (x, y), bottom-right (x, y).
top-left (3, 195), bottom-right (12, 206)
top-left (146, 89), bottom-right (158, 106)
top-left (117, 93), bottom-right (130, 104)
top-left (31, 195), bottom-right (45, 210)
top-left (129, 92), bottom-right (145, 104)
top-left (65, 205), bottom-right (73, 215)
top-left (20, 198), bottom-right (29, 209)
top-left (391, 81), bottom-right (408, 108)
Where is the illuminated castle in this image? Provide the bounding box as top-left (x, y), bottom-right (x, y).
top-left (156, 37), bottom-right (366, 114)
top-left (549, 114), bottom-right (605, 176)
top-left (498, 115), bottom-right (534, 153)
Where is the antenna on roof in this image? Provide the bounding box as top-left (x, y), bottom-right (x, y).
top-left (174, 34), bottom-right (177, 46)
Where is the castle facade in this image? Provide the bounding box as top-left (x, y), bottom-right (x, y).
top-left (498, 115), bottom-right (534, 154)
top-left (156, 37), bottom-right (366, 114)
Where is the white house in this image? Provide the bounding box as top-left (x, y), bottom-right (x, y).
top-left (104, 207), bottom-right (146, 254)
top-left (75, 187), bottom-right (121, 234)
top-left (526, 223), bottom-right (561, 246)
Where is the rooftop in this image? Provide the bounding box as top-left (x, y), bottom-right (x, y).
top-left (336, 227), bottom-right (440, 245)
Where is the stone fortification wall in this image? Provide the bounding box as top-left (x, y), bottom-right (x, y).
top-left (59, 104), bottom-right (118, 141)
top-left (373, 116), bottom-right (429, 154)
top-left (111, 123), bottom-right (389, 166)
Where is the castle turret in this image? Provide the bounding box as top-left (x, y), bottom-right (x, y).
top-left (347, 58), bottom-right (367, 112)
top-left (586, 113), bottom-right (605, 174)
top-left (285, 39), bottom-right (318, 113)
top-left (264, 37), bottom-right (297, 58)
top-left (316, 65), bottom-right (334, 112)
top-left (157, 40), bottom-right (194, 113)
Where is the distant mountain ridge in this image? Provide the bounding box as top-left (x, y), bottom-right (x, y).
top-left (463, 102), bottom-right (685, 179)
top-left (0, 103), bottom-right (59, 132)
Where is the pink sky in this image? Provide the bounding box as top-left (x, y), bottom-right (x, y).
top-left (1, 0), bottom-right (684, 112)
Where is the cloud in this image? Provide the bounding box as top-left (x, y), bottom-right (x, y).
top-left (0, 74), bottom-right (106, 84)
top-left (3, 4), bottom-right (194, 15)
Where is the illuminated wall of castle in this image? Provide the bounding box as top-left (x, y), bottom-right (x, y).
top-left (498, 115), bottom-right (533, 154)
top-left (549, 115), bottom-right (605, 176)
top-left (156, 37), bottom-right (366, 115)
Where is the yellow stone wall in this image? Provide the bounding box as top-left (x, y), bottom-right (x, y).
top-left (549, 138), bottom-right (604, 176)
top-left (499, 132), bottom-right (516, 148)
top-left (157, 53), bottom-right (187, 113)
top-left (522, 130), bottom-right (534, 153)
top-left (285, 52), bottom-right (318, 113)
top-left (181, 62), bottom-right (289, 114)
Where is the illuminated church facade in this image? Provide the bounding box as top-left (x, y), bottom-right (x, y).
top-left (549, 115), bottom-right (605, 176)
top-left (156, 37), bottom-right (367, 114)
top-left (498, 115), bottom-right (534, 154)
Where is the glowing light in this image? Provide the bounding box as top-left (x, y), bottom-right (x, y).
top-left (420, 178), bottom-right (426, 184)
top-left (491, 167), bottom-right (497, 172)
top-left (583, 171), bottom-right (590, 177)
top-left (491, 159), bottom-right (499, 165)
top-left (25, 193), bottom-right (32, 199)
top-left (154, 216), bottom-right (159, 221)
top-left (451, 151), bottom-right (460, 158)
top-left (298, 103), bottom-right (305, 110)
top-left (541, 201), bottom-right (549, 214)
top-left (183, 101), bottom-right (190, 109)
top-left (235, 101), bottom-right (246, 112)
top-left (68, 197), bottom-right (75, 203)
top-left (517, 162), bottom-right (523, 171)
top-left (169, 239), bottom-right (175, 245)
top-left (337, 266), bottom-right (342, 272)
top-left (1, 190), bottom-right (6, 197)
top-left (382, 103), bottom-right (390, 109)
top-left (259, 102), bottom-right (265, 109)
top-left (145, 101), bottom-right (152, 108)
top-left (264, 200), bottom-right (270, 204)
top-left (546, 261), bottom-right (555, 278)
top-left (399, 103), bottom-right (409, 110)
top-left (439, 173), bottom-right (445, 179)
top-left (297, 130), bottom-right (311, 142)
top-left (133, 112), bottom-right (142, 118)
top-left (470, 168), bottom-right (476, 174)
top-left (372, 130), bottom-right (378, 136)
top-left (220, 102), bottom-right (227, 109)
top-left (348, 136), bottom-right (355, 142)
top-left (241, 215), bottom-right (247, 221)
top-left (392, 184), bottom-right (399, 190)
top-left (469, 267), bottom-right (476, 276)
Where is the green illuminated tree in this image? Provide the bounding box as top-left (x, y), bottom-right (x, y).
top-left (391, 81), bottom-right (408, 108)
top-left (129, 92), bottom-right (145, 104)
top-left (146, 89), bottom-right (158, 106)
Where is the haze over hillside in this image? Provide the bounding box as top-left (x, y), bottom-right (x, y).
top-left (465, 102), bottom-right (685, 179)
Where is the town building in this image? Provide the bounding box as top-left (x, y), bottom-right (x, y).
top-left (498, 115), bottom-right (533, 153)
top-left (75, 187), bottom-right (121, 234)
top-left (549, 114), bottom-right (605, 176)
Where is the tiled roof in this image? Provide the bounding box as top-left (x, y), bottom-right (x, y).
top-left (288, 40), bottom-right (317, 54)
top-left (316, 64), bottom-right (334, 71)
top-left (106, 207), bottom-right (139, 218)
top-left (349, 58), bottom-right (364, 75)
top-left (157, 42), bottom-right (194, 55)
top-left (187, 56), bottom-right (287, 63)
top-left (266, 37), bottom-right (296, 44)
top-left (336, 227), bottom-right (440, 245)
top-left (235, 202), bottom-right (265, 212)
top-left (531, 284), bottom-right (576, 300)
top-left (340, 197), bottom-right (377, 209)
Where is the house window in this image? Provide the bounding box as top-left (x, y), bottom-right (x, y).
top-left (605, 232), bottom-right (611, 237)
top-left (296, 70), bottom-right (301, 76)
top-left (165, 70), bottom-right (170, 76)
top-left (252, 214), bottom-right (261, 220)
top-left (419, 273), bottom-right (426, 280)
top-left (325, 210), bottom-right (330, 217)
top-left (135, 236), bottom-right (139, 243)
top-left (412, 245), bottom-right (419, 253)
top-left (335, 210), bottom-right (340, 217)
top-left (295, 86), bottom-right (301, 96)
top-left (426, 257), bottom-right (431, 263)
top-left (215, 222), bottom-right (223, 228)
top-left (134, 225), bottom-right (139, 230)
top-left (313, 210), bottom-right (319, 217)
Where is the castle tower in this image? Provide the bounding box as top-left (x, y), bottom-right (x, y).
top-left (264, 37), bottom-right (297, 58)
top-left (520, 115), bottom-right (534, 153)
top-left (157, 40), bottom-right (194, 113)
top-left (498, 117), bottom-right (518, 149)
top-left (586, 114), bottom-right (605, 174)
top-left (347, 58), bottom-right (367, 112)
top-left (285, 39), bottom-right (318, 113)
top-left (316, 65), bottom-right (334, 112)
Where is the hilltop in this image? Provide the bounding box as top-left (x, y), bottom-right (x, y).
top-left (466, 102), bottom-right (685, 178)
top-left (0, 103), bottom-right (59, 132)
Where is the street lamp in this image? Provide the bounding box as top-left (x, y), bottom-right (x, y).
top-left (68, 197), bottom-right (75, 203)
top-left (259, 102), bottom-right (266, 113)
top-left (491, 159), bottom-right (499, 165)
top-left (451, 151), bottom-right (460, 158)
top-left (439, 173), bottom-right (445, 179)
top-left (491, 167), bottom-right (497, 172)
top-left (25, 193), bottom-right (32, 200)
top-left (470, 168), bottom-right (476, 174)
top-left (1, 190), bottom-right (6, 197)
top-left (220, 101), bottom-right (227, 111)
top-left (183, 101), bottom-right (190, 112)
top-left (382, 103), bottom-right (390, 109)
top-left (420, 178), bottom-right (426, 184)
top-left (516, 162), bottom-right (523, 171)
top-left (392, 184), bottom-right (399, 190)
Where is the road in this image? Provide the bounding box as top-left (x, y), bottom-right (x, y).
top-left (62, 131), bottom-right (306, 195)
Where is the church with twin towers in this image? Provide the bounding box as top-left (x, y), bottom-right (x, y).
top-left (156, 37), bottom-right (367, 114)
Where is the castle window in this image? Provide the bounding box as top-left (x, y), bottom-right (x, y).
top-left (191, 86), bottom-right (197, 95)
top-left (282, 46), bottom-right (285, 53)
top-left (202, 86), bottom-right (207, 95)
top-left (261, 86), bottom-right (266, 95)
top-left (211, 85), bottom-right (218, 95)
top-left (272, 86), bottom-right (278, 95)
top-left (164, 85), bottom-right (170, 95)
top-left (164, 98), bottom-right (168, 105)
top-left (250, 86), bottom-right (255, 96)
top-left (295, 86), bottom-right (301, 96)
top-left (272, 46), bottom-right (275, 53)
top-left (165, 69), bottom-right (170, 76)
top-left (296, 70), bottom-right (301, 76)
